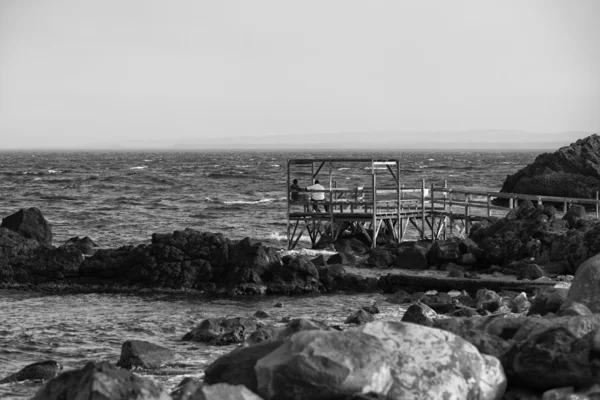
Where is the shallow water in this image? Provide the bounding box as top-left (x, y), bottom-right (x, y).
top-left (0, 289), bottom-right (407, 399)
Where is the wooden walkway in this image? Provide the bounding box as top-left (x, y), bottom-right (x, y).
top-left (286, 158), bottom-right (600, 250)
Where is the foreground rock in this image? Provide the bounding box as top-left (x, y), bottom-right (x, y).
top-left (182, 317), bottom-right (264, 345)
top-left (0, 360), bottom-right (62, 384)
top-left (1, 207), bottom-right (53, 247)
top-left (206, 320), bottom-right (506, 400)
top-left (31, 361), bottom-right (170, 400)
top-left (498, 134), bottom-right (600, 200)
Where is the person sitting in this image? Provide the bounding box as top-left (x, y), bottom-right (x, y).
top-left (306, 179), bottom-right (329, 212)
top-left (290, 179), bottom-right (300, 201)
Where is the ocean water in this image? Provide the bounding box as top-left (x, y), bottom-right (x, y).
top-left (0, 150), bottom-right (536, 399)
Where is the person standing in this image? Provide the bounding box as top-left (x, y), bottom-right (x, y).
top-left (290, 179), bottom-right (301, 201)
top-left (306, 179), bottom-right (328, 212)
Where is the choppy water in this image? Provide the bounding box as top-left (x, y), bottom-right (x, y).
top-left (0, 150), bottom-right (536, 398)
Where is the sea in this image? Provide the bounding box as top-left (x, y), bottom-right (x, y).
top-left (0, 150), bottom-right (537, 399)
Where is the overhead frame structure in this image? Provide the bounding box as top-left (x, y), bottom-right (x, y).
top-left (286, 158), bottom-right (414, 250)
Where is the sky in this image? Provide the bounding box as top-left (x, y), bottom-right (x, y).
top-left (0, 0), bottom-right (599, 150)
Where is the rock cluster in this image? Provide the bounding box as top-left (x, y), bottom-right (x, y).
top-left (498, 133), bottom-right (600, 199)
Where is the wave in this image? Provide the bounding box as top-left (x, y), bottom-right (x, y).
top-left (40, 195), bottom-right (78, 201)
top-left (223, 197), bottom-right (283, 205)
top-left (130, 166), bottom-right (148, 170)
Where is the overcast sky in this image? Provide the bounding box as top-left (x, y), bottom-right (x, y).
top-left (0, 0), bottom-right (599, 150)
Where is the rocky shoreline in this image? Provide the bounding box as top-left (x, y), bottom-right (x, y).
top-left (3, 203), bottom-right (600, 399)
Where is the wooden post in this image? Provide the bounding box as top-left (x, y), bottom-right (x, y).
top-left (487, 193), bottom-right (491, 217)
top-left (537, 197), bottom-right (542, 207)
top-left (396, 161), bottom-right (401, 243)
top-left (287, 160), bottom-right (291, 249)
top-left (329, 190), bottom-right (334, 241)
top-left (372, 172), bottom-right (377, 248)
top-left (421, 178), bottom-right (425, 240)
top-left (443, 180), bottom-right (448, 240)
top-left (465, 193), bottom-right (471, 236)
top-left (509, 198), bottom-right (514, 209)
top-left (430, 183), bottom-right (435, 240)
top-left (563, 199), bottom-right (568, 214)
top-left (597, 191), bottom-right (599, 218)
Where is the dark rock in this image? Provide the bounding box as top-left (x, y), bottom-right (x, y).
top-left (31, 361), bottom-right (169, 400)
top-left (361, 304), bottom-right (380, 314)
top-left (386, 290), bottom-right (412, 305)
top-left (116, 340), bottom-right (176, 369)
top-left (528, 287), bottom-right (569, 316)
top-left (343, 273), bottom-right (378, 293)
top-left (253, 310), bottom-right (270, 319)
top-left (1, 207), bottom-right (53, 246)
top-left (393, 243), bottom-right (428, 270)
top-left (192, 383), bottom-right (264, 400)
top-left (497, 134), bottom-right (600, 200)
top-left (246, 318), bottom-right (331, 345)
top-left (400, 303), bottom-right (437, 326)
top-left (204, 339), bottom-right (284, 393)
top-left (335, 237), bottom-right (370, 255)
top-left (427, 240), bottom-right (460, 265)
top-left (563, 204), bottom-right (589, 228)
top-left (458, 253), bottom-right (477, 266)
top-left (63, 236), bottom-right (97, 256)
top-left (447, 269), bottom-right (464, 278)
top-left (170, 377), bottom-right (202, 400)
top-left (0, 360), bottom-right (62, 384)
top-left (182, 317), bottom-right (264, 345)
top-left (327, 252), bottom-right (356, 266)
top-left (273, 302), bottom-right (283, 308)
top-left (475, 289), bottom-right (502, 312)
top-left (556, 300), bottom-right (593, 317)
top-left (310, 254), bottom-right (327, 267)
top-left (518, 263), bottom-right (546, 280)
top-left (511, 292), bottom-right (532, 314)
top-left (268, 254), bottom-right (320, 294)
top-left (344, 309), bottom-right (375, 325)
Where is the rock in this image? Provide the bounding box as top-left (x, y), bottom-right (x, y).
top-left (503, 320), bottom-right (600, 390)
top-left (310, 254), bottom-right (327, 267)
top-left (427, 240), bottom-right (461, 265)
top-left (459, 253), bottom-right (478, 266)
top-left (204, 340), bottom-right (285, 393)
top-left (365, 243), bottom-right (427, 269)
top-left (519, 263), bottom-right (546, 280)
top-left (447, 269), bottom-right (465, 278)
top-left (386, 290), bottom-right (412, 305)
top-left (31, 361), bottom-right (170, 400)
top-left (497, 134), bottom-right (600, 200)
top-left (171, 377), bottom-right (202, 400)
top-left (361, 304), bottom-right (380, 314)
top-left (63, 236), bottom-right (97, 255)
top-left (116, 340), bottom-right (176, 369)
top-left (476, 289), bottom-right (503, 312)
top-left (511, 292), bottom-right (532, 314)
top-left (1, 207), bottom-right (53, 246)
top-left (360, 321), bottom-right (507, 400)
top-left (400, 303), bottom-right (437, 326)
top-left (255, 329), bottom-right (393, 400)
top-left (563, 204), bottom-right (589, 228)
top-left (335, 237), bottom-right (371, 255)
top-left (253, 310), bottom-right (270, 318)
top-left (556, 300), bottom-right (593, 317)
top-left (193, 383), bottom-right (264, 400)
top-left (344, 309), bottom-right (375, 325)
top-left (0, 360), bottom-right (62, 384)
top-left (567, 253), bottom-right (600, 312)
top-left (327, 252), bottom-right (356, 266)
top-left (273, 302), bottom-right (283, 308)
top-left (268, 255), bottom-right (320, 294)
top-left (529, 287), bottom-right (569, 316)
top-left (246, 318), bottom-right (331, 345)
top-left (182, 317), bottom-right (264, 345)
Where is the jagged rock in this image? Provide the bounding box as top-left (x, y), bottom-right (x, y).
top-left (362, 304), bottom-right (380, 314)
top-left (476, 289), bottom-right (503, 312)
top-left (1, 207), bottom-right (53, 246)
top-left (427, 240), bottom-right (461, 265)
top-left (182, 317), bottom-right (264, 345)
top-left (268, 255), bottom-right (320, 294)
top-left (31, 361), bottom-right (170, 400)
top-left (497, 134), bottom-right (600, 200)
top-left (255, 329), bottom-right (393, 400)
top-left (0, 360), bottom-right (62, 384)
top-left (518, 263), bottom-right (546, 280)
top-left (556, 300), bottom-right (593, 317)
top-left (365, 243), bottom-right (427, 270)
top-left (360, 321), bottom-right (507, 400)
top-left (116, 340), bottom-right (176, 369)
top-left (335, 237), bottom-right (371, 255)
top-left (204, 339), bottom-right (284, 393)
top-left (511, 292), bottom-right (532, 314)
top-left (253, 310), bottom-right (270, 319)
top-left (385, 290), bottom-right (412, 305)
top-left (170, 377), bottom-right (202, 400)
top-left (400, 303), bottom-right (437, 326)
top-left (344, 309), bottom-right (375, 325)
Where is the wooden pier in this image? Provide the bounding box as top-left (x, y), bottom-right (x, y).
top-left (286, 158), bottom-right (600, 250)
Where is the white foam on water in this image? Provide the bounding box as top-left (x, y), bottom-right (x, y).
top-left (130, 166), bottom-right (147, 170)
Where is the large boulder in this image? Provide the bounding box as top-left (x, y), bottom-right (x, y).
top-left (31, 361), bottom-right (170, 400)
top-left (567, 253), bottom-right (600, 312)
top-left (360, 321), bottom-right (506, 400)
top-left (1, 207), bottom-right (53, 246)
top-left (255, 329), bottom-right (393, 400)
top-left (497, 134), bottom-right (600, 200)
